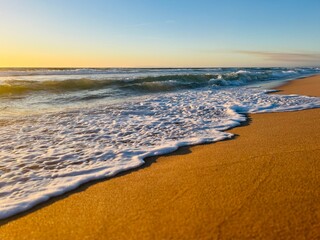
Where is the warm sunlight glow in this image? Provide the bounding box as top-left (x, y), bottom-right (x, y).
top-left (0, 0), bottom-right (319, 67)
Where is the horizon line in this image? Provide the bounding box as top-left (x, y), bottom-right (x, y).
top-left (1, 65), bottom-right (319, 69)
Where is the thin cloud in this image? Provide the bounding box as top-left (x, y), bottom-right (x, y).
top-left (236, 50), bottom-right (320, 62)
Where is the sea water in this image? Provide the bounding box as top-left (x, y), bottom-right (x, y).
top-left (0, 67), bottom-right (319, 219)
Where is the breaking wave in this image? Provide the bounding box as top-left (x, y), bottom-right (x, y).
top-left (0, 67), bottom-right (319, 96)
top-left (0, 67), bottom-right (320, 219)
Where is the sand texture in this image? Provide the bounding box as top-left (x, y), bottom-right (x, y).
top-left (0, 76), bottom-right (320, 239)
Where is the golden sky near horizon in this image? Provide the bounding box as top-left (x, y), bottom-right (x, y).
top-left (1, 1), bottom-right (319, 68)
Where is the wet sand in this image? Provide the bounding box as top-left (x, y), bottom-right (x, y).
top-left (0, 75), bottom-right (319, 239)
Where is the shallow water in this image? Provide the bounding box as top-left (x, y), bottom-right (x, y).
top-left (0, 67), bottom-right (320, 219)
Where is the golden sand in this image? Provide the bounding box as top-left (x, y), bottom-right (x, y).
top-left (0, 76), bottom-right (319, 239)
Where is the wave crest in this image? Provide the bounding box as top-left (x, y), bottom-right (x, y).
top-left (0, 68), bottom-right (318, 97)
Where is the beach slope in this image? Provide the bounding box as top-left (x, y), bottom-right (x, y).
top-left (0, 76), bottom-right (320, 239)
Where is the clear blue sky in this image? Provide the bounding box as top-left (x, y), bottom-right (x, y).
top-left (0, 0), bottom-right (319, 67)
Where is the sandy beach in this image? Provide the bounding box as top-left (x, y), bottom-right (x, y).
top-left (0, 75), bottom-right (319, 239)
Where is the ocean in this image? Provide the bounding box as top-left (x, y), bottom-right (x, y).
top-left (0, 67), bottom-right (320, 219)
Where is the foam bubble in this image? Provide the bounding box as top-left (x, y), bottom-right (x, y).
top-left (0, 86), bottom-right (319, 219)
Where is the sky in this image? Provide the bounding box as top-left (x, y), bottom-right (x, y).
top-left (0, 0), bottom-right (319, 67)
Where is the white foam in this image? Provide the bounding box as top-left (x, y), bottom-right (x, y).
top-left (0, 87), bottom-right (319, 219)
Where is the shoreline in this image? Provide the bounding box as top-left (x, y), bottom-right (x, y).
top-left (274, 74), bottom-right (320, 96)
top-left (0, 75), bottom-right (320, 239)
